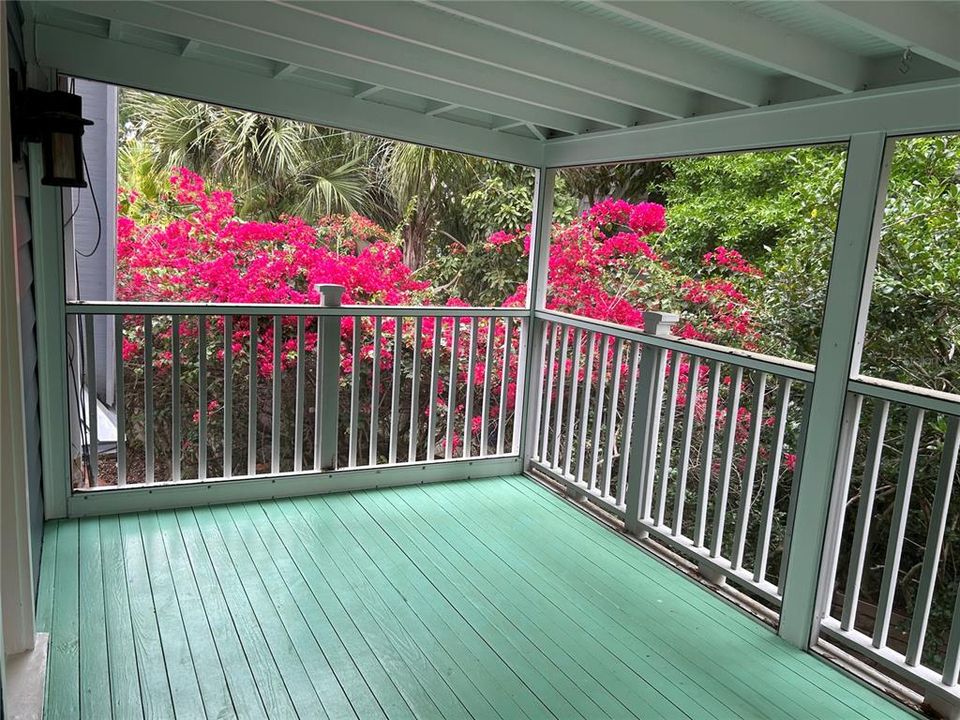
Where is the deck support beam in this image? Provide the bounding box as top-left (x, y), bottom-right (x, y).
top-left (778, 132), bottom-right (893, 649)
top-left (518, 167), bottom-right (556, 467)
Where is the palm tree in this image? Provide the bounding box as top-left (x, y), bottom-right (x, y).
top-left (369, 142), bottom-right (483, 269)
top-left (120, 89), bottom-right (371, 221)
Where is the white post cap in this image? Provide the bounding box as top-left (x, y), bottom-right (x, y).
top-left (642, 310), bottom-right (680, 336)
top-left (314, 283), bottom-right (345, 308)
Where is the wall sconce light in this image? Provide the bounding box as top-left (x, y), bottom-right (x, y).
top-left (13, 88), bottom-right (93, 188)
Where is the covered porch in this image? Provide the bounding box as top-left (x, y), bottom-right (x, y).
top-left (1, 2), bottom-right (959, 720)
top-left (38, 476), bottom-right (909, 720)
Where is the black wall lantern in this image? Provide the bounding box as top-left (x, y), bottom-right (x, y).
top-left (13, 87), bottom-right (93, 188)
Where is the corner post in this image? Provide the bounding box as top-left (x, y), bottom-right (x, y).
top-left (779, 132), bottom-right (893, 648)
top-left (624, 311), bottom-right (678, 536)
top-left (517, 167), bottom-right (556, 467)
top-left (315, 284), bottom-right (344, 471)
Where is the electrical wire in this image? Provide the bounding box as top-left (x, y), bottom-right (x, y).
top-left (73, 149), bottom-right (102, 257)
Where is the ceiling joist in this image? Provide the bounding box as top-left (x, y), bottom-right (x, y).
top-left (422, 0), bottom-right (771, 108)
top-left (293, 0), bottom-right (724, 114)
top-left (594, 0), bottom-right (866, 93)
top-left (47, 0), bottom-right (592, 134)
top-left (817, 1), bottom-right (960, 73)
top-left (155, 0), bottom-right (648, 127)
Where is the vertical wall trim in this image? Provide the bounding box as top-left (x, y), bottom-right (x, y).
top-left (518, 167), bottom-right (556, 466)
top-left (0, 0), bottom-right (38, 654)
top-left (778, 132), bottom-right (893, 648)
top-left (28, 154), bottom-right (71, 520)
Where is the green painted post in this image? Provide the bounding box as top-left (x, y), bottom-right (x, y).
top-left (778, 132), bottom-right (894, 648)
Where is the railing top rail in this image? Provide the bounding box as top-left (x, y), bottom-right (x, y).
top-left (66, 301), bottom-right (528, 319)
top-left (849, 376), bottom-right (960, 417)
top-left (537, 309), bottom-right (816, 383)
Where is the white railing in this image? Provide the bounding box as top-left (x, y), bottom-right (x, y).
top-left (529, 309), bottom-right (814, 605)
top-left (820, 378), bottom-right (960, 707)
top-left (66, 296), bottom-right (527, 491)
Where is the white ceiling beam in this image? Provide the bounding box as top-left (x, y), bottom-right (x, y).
top-left (34, 23), bottom-right (545, 166)
top-left (354, 84), bottom-right (384, 100)
top-left (426, 103), bottom-right (459, 117)
top-left (525, 124), bottom-right (547, 141)
top-left (288, 1), bottom-right (721, 112)
top-left (545, 79), bottom-right (960, 167)
top-left (45, 0), bottom-right (589, 135)
top-left (107, 18), bottom-right (122, 41)
top-left (155, 0), bottom-right (645, 128)
top-left (421, 0), bottom-right (769, 107)
top-left (180, 38), bottom-right (199, 57)
top-left (593, 1), bottom-right (867, 94)
top-left (272, 63), bottom-right (297, 80)
top-left (817, 1), bottom-right (960, 73)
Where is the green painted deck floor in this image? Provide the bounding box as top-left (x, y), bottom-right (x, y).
top-left (37, 476), bottom-right (912, 720)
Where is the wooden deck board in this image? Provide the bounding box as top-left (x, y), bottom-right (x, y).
top-left (37, 476), bottom-right (915, 720)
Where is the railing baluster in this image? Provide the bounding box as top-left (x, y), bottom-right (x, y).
top-left (943, 572), bottom-right (960, 686)
top-left (497, 317), bottom-right (513, 455)
top-left (463, 316), bottom-right (479, 459)
top-left (906, 415), bottom-right (960, 666)
top-left (672, 355), bottom-right (701, 537)
top-left (563, 329), bottom-right (584, 476)
top-left (753, 379), bottom-right (792, 584)
top-left (171, 315), bottom-right (182, 481)
top-left (710, 365), bottom-right (744, 558)
top-left (601, 338), bottom-right (625, 498)
top-left (479, 317), bottom-right (495, 457)
top-left (839, 399), bottom-right (889, 631)
top-left (540, 323), bottom-right (559, 464)
top-left (83, 314), bottom-right (98, 486)
top-left (654, 352), bottom-right (682, 526)
top-left (114, 316), bottom-right (127, 485)
top-left (198, 316), bottom-right (208, 480)
top-left (370, 316), bottom-right (383, 467)
top-left (144, 314), bottom-right (155, 485)
top-left (575, 331), bottom-right (597, 486)
top-left (730, 371), bottom-right (767, 571)
top-left (873, 406), bottom-right (924, 650)
top-left (445, 316), bottom-right (460, 460)
top-left (820, 392), bottom-right (865, 617)
top-left (348, 317), bottom-right (361, 467)
top-left (777, 383), bottom-right (813, 599)
top-left (294, 316), bottom-right (306, 472)
top-left (223, 315), bottom-right (233, 479)
top-left (552, 325), bottom-right (571, 468)
top-left (270, 315), bottom-right (281, 473)
top-left (588, 335), bottom-right (611, 492)
top-left (409, 317), bottom-right (423, 462)
top-left (313, 316), bottom-right (322, 470)
top-left (616, 342), bottom-right (641, 507)
top-left (510, 317), bottom-right (527, 455)
top-left (172, 315), bottom-right (182, 482)
top-left (427, 319), bottom-right (442, 461)
top-left (389, 317), bottom-right (403, 463)
top-left (247, 315), bottom-right (258, 475)
top-left (693, 359), bottom-right (722, 548)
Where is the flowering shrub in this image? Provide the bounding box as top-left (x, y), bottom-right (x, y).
top-left (111, 167), bottom-right (798, 559)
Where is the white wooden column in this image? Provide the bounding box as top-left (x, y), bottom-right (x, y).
top-left (778, 132), bottom-right (894, 648)
top-left (518, 167), bottom-right (556, 466)
top-left (0, 1), bottom-right (37, 656)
